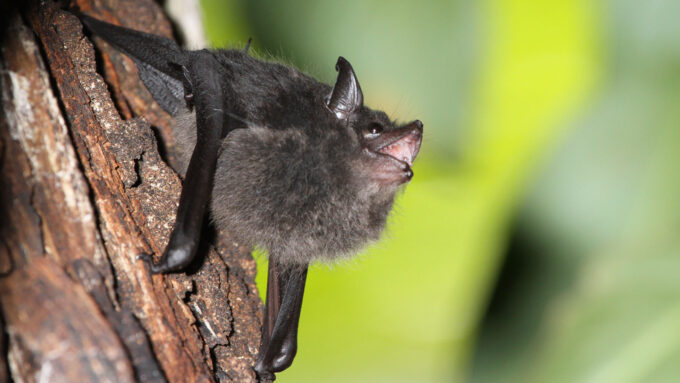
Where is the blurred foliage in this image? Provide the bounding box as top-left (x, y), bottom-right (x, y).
top-left (471, 1), bottom-right (680, 382)
top-left (199, 0), bottom-right (679, 382)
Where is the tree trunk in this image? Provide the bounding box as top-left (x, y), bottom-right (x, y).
top-left (0, 1), bottom-right (263, 382)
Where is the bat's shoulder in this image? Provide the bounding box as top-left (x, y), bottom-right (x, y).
top-left (207, 48), bottom-right (320, 86)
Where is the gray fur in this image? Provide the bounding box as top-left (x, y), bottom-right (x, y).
top-left (171, 108), bottom-right (400, 265)
top-left (160, 49), bottom-right (421, 266)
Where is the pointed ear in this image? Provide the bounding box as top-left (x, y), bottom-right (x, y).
top-left (326, 57), bottom-right (364, 120)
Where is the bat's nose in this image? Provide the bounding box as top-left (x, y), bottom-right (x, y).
top-left (409, 120), bottom-right (423, 136)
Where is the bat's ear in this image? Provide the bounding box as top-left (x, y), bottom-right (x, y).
top-left (326, 56), bottom-right (364, 120)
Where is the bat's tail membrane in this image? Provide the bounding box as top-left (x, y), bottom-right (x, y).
top-left (79, 15), bottom-right (189, 115)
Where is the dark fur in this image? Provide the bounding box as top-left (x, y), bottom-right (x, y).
top-left (172, 51), bottom-right (400, 264)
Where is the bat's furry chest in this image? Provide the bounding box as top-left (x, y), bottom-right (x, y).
top-left (173, 112), bottom-right (394, 264)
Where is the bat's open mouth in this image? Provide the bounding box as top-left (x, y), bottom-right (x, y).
top-left (375, 122), bottom-right (423, 167)
top-left (374, 120), bottom-right (423, 167)
top-left (365, 120), bottom-right (423, 184)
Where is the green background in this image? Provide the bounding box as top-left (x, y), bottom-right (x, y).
top-left (200, 0), bottom-right (680, 381)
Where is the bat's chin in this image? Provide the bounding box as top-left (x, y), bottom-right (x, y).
top-left (370, 120), bottom-right (423, 185)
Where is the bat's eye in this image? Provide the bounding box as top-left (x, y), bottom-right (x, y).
top-left (365, 123), bottom-right (384, 137)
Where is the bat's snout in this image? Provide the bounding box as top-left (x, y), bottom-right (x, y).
top-left (366, 119), bottom-right (423, 185)
top-left (377, 120), bottom-right (423, 168)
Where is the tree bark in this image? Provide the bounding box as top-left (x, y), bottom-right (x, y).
top-left (0, 1), bottom-right (263, 382)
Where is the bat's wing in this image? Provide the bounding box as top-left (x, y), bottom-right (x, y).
top-left (80, 15), bottom-right (188, 115)
top-left (255, 259), bottom-right (308, 380)
top-left (81, 15), bottom-right (245, 273)
top-left (140, 50), bottom-right (234, 273)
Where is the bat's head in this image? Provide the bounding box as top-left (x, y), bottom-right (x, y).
top-left (326, 57), bottom-right (423, 194)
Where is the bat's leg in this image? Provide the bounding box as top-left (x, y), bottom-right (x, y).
top-left (258, 258), bottom-right (282, 358)
top-left (140, 51), bottom-right (233, 273)
top-left (254, 259), bottom-right (308, 380)
top-left (80, 17), bottom-right (237, 272)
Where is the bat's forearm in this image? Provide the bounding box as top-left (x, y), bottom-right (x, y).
top-left (79, 14), bottom-right (186, 81)
top-left (142, 52), bottom-right (229, 273)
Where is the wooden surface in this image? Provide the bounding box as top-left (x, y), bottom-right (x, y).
top-left (0, 1), bottom-right (263, 381)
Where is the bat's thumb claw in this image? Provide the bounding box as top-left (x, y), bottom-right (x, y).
top-left (137, 253), bottom-right (162, 274)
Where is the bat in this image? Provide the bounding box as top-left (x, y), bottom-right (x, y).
top-left (79, 14), bottom-right (423, 381)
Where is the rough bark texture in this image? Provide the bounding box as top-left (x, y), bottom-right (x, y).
top-left (0, 1), bottom-right (263, 382)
